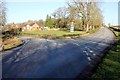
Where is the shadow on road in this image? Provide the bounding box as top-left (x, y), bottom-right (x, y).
top-left (2, 27), bottom-right (116, 78)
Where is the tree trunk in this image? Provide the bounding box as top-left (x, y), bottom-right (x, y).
top-left (86, 23), bottom-right (89, 32)
top-left (93, 25), bottom-right (95, 30)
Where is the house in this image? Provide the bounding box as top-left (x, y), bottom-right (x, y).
top-left (10, 23), bottom-right (19, 29)
top-left (22, 23), bottom-right (42, 31)
top-left (5, 23), bottom-right (19, 30)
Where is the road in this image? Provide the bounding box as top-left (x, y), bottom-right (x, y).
top-left (1, 27), bottom-right (115, 78)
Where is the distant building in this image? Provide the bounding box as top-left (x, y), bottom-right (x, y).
top-left (10, 23), bottom-right (19, 29)
top-left (22, 23), bottom-right (42, 31)
top-left (5, 22), bottom-right (44, 32)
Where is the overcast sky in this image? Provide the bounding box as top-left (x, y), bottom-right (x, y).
top-left (6, 0), bottom-right (119, 26)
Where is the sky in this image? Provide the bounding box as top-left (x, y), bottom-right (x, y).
top-left (100, 2), bottom-right (118, 26)
top-left (6, 2), bottom-right (67, 23)
top-left (6, 0), bottom-right (119, 26)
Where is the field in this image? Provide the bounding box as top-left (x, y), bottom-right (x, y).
top-left (92, 29), bottom-right (120, 79)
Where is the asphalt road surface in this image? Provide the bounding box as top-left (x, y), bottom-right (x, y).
top-left (1, 27), bottom-right (115, 78)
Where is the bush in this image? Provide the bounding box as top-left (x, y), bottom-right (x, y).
top-left (2, 28), bottom-right (22, 40)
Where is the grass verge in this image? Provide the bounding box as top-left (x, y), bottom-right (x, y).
top-left (21, 30), bottom-right (88, 39)
top-left (1, 37), bottom-right (24, 51)
top-left (91, 29), bottom-right (120, 79)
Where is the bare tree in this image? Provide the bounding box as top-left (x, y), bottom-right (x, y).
top-left (0, 0), bottom-right (6, 28)
top-left (52, 7), bottom-right (68, 19)
top-left (67, 0), bottom-right (88, 31)
top-left (89, 2), bottom-right (103, 30)
top-left (67, 0), bottom-right (103, 32)
top-left (52, 7), bottom-right (68, 29)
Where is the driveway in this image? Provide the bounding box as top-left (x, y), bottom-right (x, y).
top-left (2, 27), bottom-right (115, 78)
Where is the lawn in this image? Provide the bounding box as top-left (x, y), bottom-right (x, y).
top-left (22, 30), bottom-right (85, 36)
top-left (21, 30), bottom-right (87, 39)
top-left (92, 29), bottom-right (120, 79)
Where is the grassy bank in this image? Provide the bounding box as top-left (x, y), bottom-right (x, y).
top-left (1, 37), bottom-right (24, 51)
top-left (92, 29), bottom-right (120, 79)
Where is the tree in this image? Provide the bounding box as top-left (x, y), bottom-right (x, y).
top-left (89, 2), bottom-right (103, 30)
top-left (67, 0), bottom-right (103, 32)
top-left (52, 7), bottom-right (67, 19)
top-left (74, 18), bottom-right (82, 30)
top-left (52, 7), bottom-right (68, 29)
top-left (45, 15), bottom-right (53, 28)
top-left (27, 20), bottom-right (34, 25)
top-left (0, 0), bottom-right (6, 29)
top-left (67, 0), bottom-right (87, 31)
top-left (36, 19), bottom-right (44, 27)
